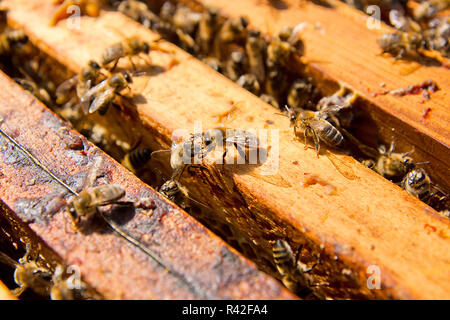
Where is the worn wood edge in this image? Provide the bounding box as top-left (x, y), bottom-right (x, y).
top-left (5, 1), bottom-right (450, 299)
top-left (0, 70), bottom-right (294, 300)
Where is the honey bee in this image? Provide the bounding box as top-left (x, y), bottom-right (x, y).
top-left (80, 71), bottom-right (132, 115)
top-left (201, 56), bottom-right (222, 73)
top-left (0, 29), bottom-right (28, 56)
top-left (213, 16), bottom-right (249, 60)
top-left (412, 0), bottom-right (450, 21)
top-left (377, 31), bottom-right (427, 60)
top-left (287, 79), bottom-right (316, 110)
top-left (284, 106), bottom-right (345, 157)
top-left (367, 142), bottom-right (415, 179)
top-left (225, 50), bottom-right (247, 81)
top-left (163, 2), bottom-right (201, 36)
top-left (267, 25), bottom-right (304, 69)
top-left (15, 78), bottom-right (52, 106)
top-left (259, 93), bottom-right (279, 109)
top-left (51, 0), bottom-right (101, 26)
top-left (196, 7), bottom-right (220, 55)
top-left (272, 240), bottom-right (319, 298)
top-left (101, 37), bottom-right (168, 71)
top-left (117, 0), bottom-right (160, 28)
top-left (264, 64), bottom-right (288, 102)
top-left (424, 17), bottom-right (450, 58)
top-left (316, 87), bottom-right (357, 128)
top-left (401, 168), bottom-right (432, 201)
top-left (401, 168), bottom-right (448, 209)
top-left (68, 184), bottom-right (126, 227)
top-left (118, 0), bottom-right (193, 51)
top-left (236, 74), bottom-right (261, 96)
top-left (56, 60), bottom-right (103, 105)
top-left (159, 178), bottom-right (193, 209)
top-left (245, 29), bottom-right (267, 84)
top-left (121, 147), bottom-right (152, 173)
top-left (0, 244), bottom-right (52, 297)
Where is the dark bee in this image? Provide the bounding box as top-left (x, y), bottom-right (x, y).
top-left (272, 240), bottom-right (319, 298)
top-left (287, 79), bottom-right (315, 110)
top-left (401, 168), bottom-right (431, 201)
top-left (213, 16), bottom-right (249, 60)
top-left (377, 32), bottom-right (427, 60)
top-left (196, 7), bottom-right (220, 55)
top-left (0, 30), bottom-right (28, 56)
top-left (236, 74), bottom-right (260, 96)
top-left (245, 29), bottom-right (267, 84)
top-left (122, 148), bottom-right (152, 173)
top-left (225, 50), bottom-right (247, 81)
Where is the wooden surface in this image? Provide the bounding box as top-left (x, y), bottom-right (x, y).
top-left (0, 280), bottom-right (16, 300)
top-left (0, 70), bottom-right (293, 300)
top-left (4, 0), bottom-right (450, 299)
top-left (181, 0), bottom-right (450, 194)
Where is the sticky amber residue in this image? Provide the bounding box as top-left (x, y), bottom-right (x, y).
top-left (300, 173), bottom-right (337, 195)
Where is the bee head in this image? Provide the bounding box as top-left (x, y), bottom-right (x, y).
top-left (88, 60), bottom-right (101, 70)
top-left (402, 156), bottom-right (415, 171)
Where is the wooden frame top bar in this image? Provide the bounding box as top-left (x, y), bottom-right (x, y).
top-left (4, 0), bottom-right (450, 299)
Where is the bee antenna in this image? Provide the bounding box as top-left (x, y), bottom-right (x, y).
top-left (415, 161), bottom-right (430, 166)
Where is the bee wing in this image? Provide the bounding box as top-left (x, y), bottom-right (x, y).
top-left (326, 152), bottom-right (358, 180)
top-left (89, 184), bottom-right (126, 207)
top-left (80, 79), bottom-right (108, 113)
top-left (55, 75), bottom-right (78, 103)
top-left (0, 251), bottom-right (19, 268)
top-left (88, 88), bottom-right (115, 114)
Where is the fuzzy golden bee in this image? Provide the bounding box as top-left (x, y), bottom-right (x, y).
top-left (80, 71), bottom-right (132, 115)
top-left (245, 29), bottom-right (267, 84)
top-left (68, 184), bottom-right (126, 227)
top-left (56, 60), bottom-right (103, 105)
top-left (284, 106), bottom-right (345, 157)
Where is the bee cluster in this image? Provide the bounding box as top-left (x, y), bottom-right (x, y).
top-left (115, 0), bottom-right (321, 110)
top-left (0, 217), bottom-right (92, 300)
top-left (0, 0), bottom-right (449, 300)
top-left (342, 0), bottom-right (449, 60)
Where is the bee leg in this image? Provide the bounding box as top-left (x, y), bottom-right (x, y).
top-left (311, 130), bottom-right (321, 158)
top-left (11, 286), bottom-right (26, 297)
top-left (394, 48), bottom-right (405, 60)
top-left (128, 56), bottom-right (137, 72)
top-left (388, 141), bottom-right (395, 155)
top-left (110, 58), bottom-right (120, 72)
top-left (303, 128), bottom-right (309, 150)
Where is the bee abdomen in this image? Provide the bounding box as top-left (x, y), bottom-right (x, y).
top-left (321, 125), bottom-right (344, 147)
top-left (128, 148), bottom-right (151, 170)
top-left (102, 44), bottom-right (123, 65)
top-left (272, 240), bottom-right (293, 270)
